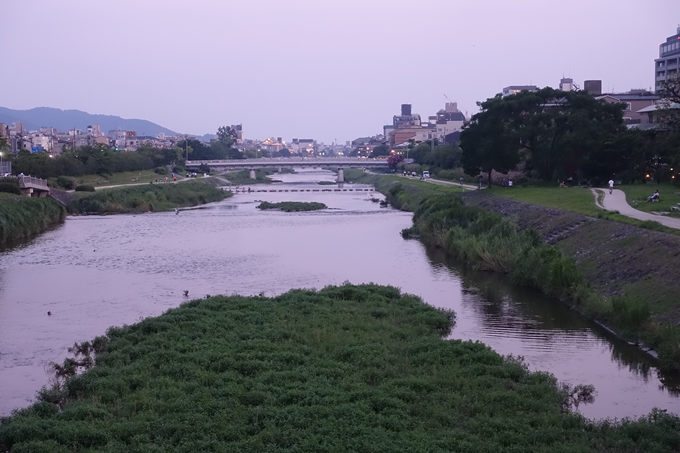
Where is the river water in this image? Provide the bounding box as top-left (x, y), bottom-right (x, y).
top-left (0, 169), bottom-right (677, 420)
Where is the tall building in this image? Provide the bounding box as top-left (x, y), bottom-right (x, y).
top-left (584, 80), bottom-right (602, 96)
top-left (655, 26), bottom-right (680, 93)
top-left (559, 78), bottom-right (576, 91)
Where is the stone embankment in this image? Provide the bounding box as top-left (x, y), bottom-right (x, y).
top-left (460, 191), bottom-right (680, 324)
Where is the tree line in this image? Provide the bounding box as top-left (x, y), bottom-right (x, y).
top-left (460, 78), bottom-right (680, 186)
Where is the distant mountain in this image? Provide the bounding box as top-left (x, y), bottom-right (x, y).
top-left (0, 107), bottom-right (179, 137)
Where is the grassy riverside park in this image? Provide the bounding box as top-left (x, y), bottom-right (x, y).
top-left (617, 183), bottom-right (680, 215)
top-left (48, 170), bottom-right (166, 189)
top-left (489, 185), bottom-right (679, 234)
top-left (2, 284), bottom-right (680, 452)
top-left (67, 180), bottom-right (230, 215)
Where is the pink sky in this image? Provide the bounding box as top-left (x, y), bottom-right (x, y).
top-left (2, 0), bottom-right (677, 142)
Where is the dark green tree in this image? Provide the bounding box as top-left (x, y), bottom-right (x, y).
top-left (461, 89), bottom-right (626, 183)
top-left (369, 144), bottom-right (390, 158)
top-left (461, 96), bottom-right (521, 187)
top-left (217, 126), bottom-right (238, 148)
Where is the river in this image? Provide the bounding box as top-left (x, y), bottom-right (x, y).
top-left (0, 169), bottom-right (677, 420)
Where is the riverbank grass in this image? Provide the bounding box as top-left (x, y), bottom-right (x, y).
top-left (493, 186), bottom-right (680, 234)
top-left (224, 169), bottom-right (277, 185)
top-left (257, 201), bottom-right (327, 212)
top-left (48, 170), bottom-right (168, 189)
top-left (0, 198), bottom-right (66, 244)
top-left (67, 180), bottom-right (230, 214)
top-left (2, 284), bottom-right (679, 452)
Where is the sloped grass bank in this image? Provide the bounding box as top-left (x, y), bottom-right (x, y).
top-left (2, 284), bottom-right (680, 452)
top-left (403, 194), bottom-right (680, 373)
top-left (67, 181), bottom-right (230, 215)
top-left (0, 198), bottom-right (66, 244)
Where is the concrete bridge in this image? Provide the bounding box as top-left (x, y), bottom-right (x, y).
top-left (185, 158), bottom-right (391, 182)
top-left (18, 176), bottom-right (50, 198)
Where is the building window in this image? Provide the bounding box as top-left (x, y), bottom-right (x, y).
top-left (625, 102), bottom-right (632, 111)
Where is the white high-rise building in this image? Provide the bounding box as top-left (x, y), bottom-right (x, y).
top-left (655, 26), bottom-right (680, 93)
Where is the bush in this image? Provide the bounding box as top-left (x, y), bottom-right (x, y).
top-left (56, 176), bottom-right (76, 190)
top-left (172, 165), bottom-right (185, 174)
top-left (75, 185), bottom-right (96, 192)
top-left (0, 181), bottom-right (21, 195)
top-left (154, 166), bottom-right (168, 175)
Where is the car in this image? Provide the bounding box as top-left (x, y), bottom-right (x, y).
top-left (422, 171), bottom-right (430, 180)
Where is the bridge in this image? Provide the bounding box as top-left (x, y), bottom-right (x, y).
top-left (184, 158), bottom-right (391, 181)
top-left (18, 176), bottom-right (50, 198)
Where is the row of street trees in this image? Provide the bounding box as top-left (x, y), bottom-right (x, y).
top-left (460, 78), bottom-right (680, 186)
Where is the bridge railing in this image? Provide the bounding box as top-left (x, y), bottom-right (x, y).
top-left (18, 176), bottom-right (49, 189)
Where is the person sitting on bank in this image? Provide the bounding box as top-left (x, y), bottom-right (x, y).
top-left (559, 181), bottom-right (567, 188)
top-left (647, 190), bottom-right (660, 202)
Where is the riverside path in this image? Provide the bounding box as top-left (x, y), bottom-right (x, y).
top-left (592, 188), bottom-right (680, 230)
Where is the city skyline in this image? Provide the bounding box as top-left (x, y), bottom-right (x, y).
top-left (2, 0), bottom-right (677, 143)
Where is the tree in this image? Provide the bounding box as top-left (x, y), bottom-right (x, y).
top-left (387, 153), bottom-right (404, 169)
top-left (461, 96), bottom-right (520, 187)
top-left (409, 143), bottom-right (431, 165)
top-left (278, 148), bottom-right (291, 157)
top-left (217, 126), bottom-right (238, 148)
top-left (461, 89), bottom-right (626, 183)
top-left (369, 144), bottom-right (390, 158)
top-left (426, 144), bottom-right (461, 170)
top-left (656, 72), bottom-right (680, 130)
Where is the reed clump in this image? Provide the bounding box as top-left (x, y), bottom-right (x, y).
top-left (1, 284), bottom-right (678, 452)
top-left (0, 198), bottom-right (66, 244)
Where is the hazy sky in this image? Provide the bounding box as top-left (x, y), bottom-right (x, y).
top-left (2, 1), bottom-right (678, 143)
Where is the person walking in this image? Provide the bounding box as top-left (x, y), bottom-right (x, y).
top-left (608, 178), bottom-right (614, 194)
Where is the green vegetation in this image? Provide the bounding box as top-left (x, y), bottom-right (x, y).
top-left (49, 170), bottom-right (171, 189)
top-left (493, 185), bottom-right (680, 235)
top-left (618, 183), bottom-right (680, 214)
top-left (0, 178), bottom-right (21, 195)
top-left (343, 169), bottom-right (464, 211)
top-left (317, 180), bottom-right (336, 185)
top-left (68, 181), bottom-right (230, 215)
top-left (403, 195), bottom-right (581, 299)
top-left (0, 198), bottom-right (66, 244)
top-left (458, 83), bottom-right (680, 187)
top-left (257, 201), bottom-right (327, 212)
top-left (2, 284), bottom-right (679, 452)
top-left (225, 169), bottom-right (277, 185)
top-left (74, 185), bottom-right (95, 192)
top-left (12, 145), bottom-right (183, 180)
top-left (402, 192), bottom-right (680, 371)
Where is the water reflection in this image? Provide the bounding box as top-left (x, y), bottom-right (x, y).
top-left (424, 244), bottom-right (680, 400)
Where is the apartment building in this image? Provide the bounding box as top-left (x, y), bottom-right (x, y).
top-left (596, 90), bottom-right (659, 124)
top-left (655, 26), bottom-right (680, 92)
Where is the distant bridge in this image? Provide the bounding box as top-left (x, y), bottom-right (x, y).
top-left (18, 176), bottom-right (50, 198)
top-left (184, 158), bottom-right (392, 181)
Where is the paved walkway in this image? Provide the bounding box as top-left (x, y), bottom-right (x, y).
top-left (396, 175), bottom-right (481, 191)
top-left (591, 188), bottom-right (680, 229)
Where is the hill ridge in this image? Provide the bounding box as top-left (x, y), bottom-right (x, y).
top-left (0, 106), bottom-right (179, 137)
